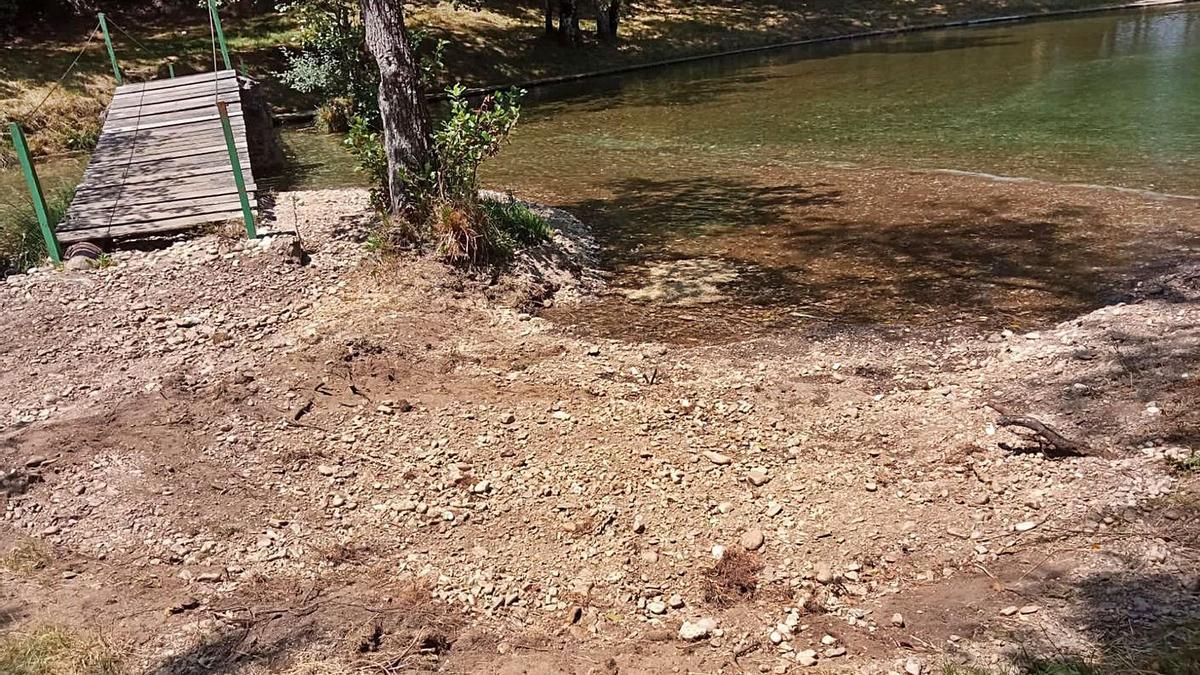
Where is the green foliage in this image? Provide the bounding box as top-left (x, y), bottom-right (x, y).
top-left (482, 195), bottom-right (553, 256)
top-left (0, 186), bottom-right (73, 275)
top-left (1169, 449), bottom-right (1200, 473)
top-left (316, 96), bottom-right (354, 133)
top-left (427, 85), bottom-right (524, 205)
top-left (278, 0), bottom-right (377, 122)
top-left (344, 115), bottom-right (388, 210)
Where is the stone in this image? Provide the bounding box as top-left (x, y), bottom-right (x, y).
top-left (796, 650), bottom-right (818, 667)
top-left (1019, 604), bottom-right (1041, 614)
top-left (815, 561), bottom-right (834, 584)
top-left (317, 464), bottom-right (337, 476)
top-left (668, 594), bottom-right (685, 609)
top-left (711, 545), bottom-right (727, 559)
top-left (999, 606), bottom-right (1019, 616)
top-left (641, 549), bottom-right (660, 564)
top-left (1013, 521), bottom-right (1038, 533)
top-left (679, 617), bottom-right (717, 641)
top-left (647, 600), bottom-right (667, 614)
top-left (767, 502), bottom-right (783, 518)
top-left (703, 451), bottom-right (732, 466)
top-left (824, 647), bottom-right (846, 658)
top-left (740, 529), bottom-right (765, 551)
top-left (905, 657), bottom-right (922, 675)
top-left (820, 634), bottom-right (837, 646)
top-left (891, 613), bottom-right (905, 627)
top-left (747, 468), bottom-right (770, 486)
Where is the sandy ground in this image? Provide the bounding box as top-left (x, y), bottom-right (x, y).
top-left (1, 188), bottom-right (1197, 674)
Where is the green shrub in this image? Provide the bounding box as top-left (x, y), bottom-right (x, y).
top-left (0, 186), bottom-right (73, 275)
top-left (482, 195), bottom-right (553, 256)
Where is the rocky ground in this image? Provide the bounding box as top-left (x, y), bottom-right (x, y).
top-left (1, 188), bottom-right (1197, 675)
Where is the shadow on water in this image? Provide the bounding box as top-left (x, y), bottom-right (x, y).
top-left (547, 169), bottom-right (1200, 342)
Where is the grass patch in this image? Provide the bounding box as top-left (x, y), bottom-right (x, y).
top-left (2, 541), bottom-right (54, 573)
top-left (482, 195), bottom-right (553, 256)
top-left (0, 626), bottom-right (124, 675)
top-left (0, 186), bottom-right (74, 275)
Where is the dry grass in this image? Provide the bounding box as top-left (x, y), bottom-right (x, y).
top-left (703, 550), bottom-right (763, 607)
top-left (2, 540), bottom-right (55, 574)
top-left (0, 626), bottom-right (124, 675)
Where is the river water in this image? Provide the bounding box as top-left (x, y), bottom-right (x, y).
top-left (6, 4), bottom-right (1199, 342)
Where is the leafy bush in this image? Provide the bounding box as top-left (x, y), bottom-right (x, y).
top-left (1, 186), bottom-right (73, 275)
top-left (278, 0), bottom-right (377, 122)
top-left (316, 96), bottom-right (354, 133)
top-left (344, 115), bottom-right (388, 209)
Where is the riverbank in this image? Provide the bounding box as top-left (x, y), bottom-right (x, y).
top-left (1, 188), bottom-right (1197, 674)
top-left (3, 0), bottom-right (1188, 163)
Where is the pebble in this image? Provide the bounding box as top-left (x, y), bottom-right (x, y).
top-left (1000, 606), bottom-right (1019, 616)
top-left (905, 657), bottom-right (922, 675)
top-left (1013, 521), bottom-right (1038, 532)
top-left (891, 613), bottom-right (905, 627)
top-left (647, 600), bottom-right (666, 615)
top-left (796, 650), bottom-right (818, 667)
top-left (740, 529), bottom-right (765, 551)
top-left (815, 561), bottom-right (834, 584)
top-left (1019, 604), bottom-right (1041, 614)
top-left (703, 451), bottom-right (732, 465)
top-left (679, 617), bottom-right (717, 641)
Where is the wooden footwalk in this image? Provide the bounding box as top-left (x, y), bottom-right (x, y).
top-left (58, 69), bottom-right (256, 244)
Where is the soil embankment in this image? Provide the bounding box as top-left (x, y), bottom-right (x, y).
top-left (1, 189), bottom-right (1196, 673)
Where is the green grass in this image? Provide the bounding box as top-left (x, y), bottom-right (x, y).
top-left (0, 186), bottom-right (74, 275)
top-left (0, 627), bottom-right (123, 675)
top-left (483, 195), bottom-right (553, 255)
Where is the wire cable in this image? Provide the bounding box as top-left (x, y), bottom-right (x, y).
top-left (19, 20), bottom-right (102, 120)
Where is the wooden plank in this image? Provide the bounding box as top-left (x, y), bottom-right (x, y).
top-left (112, 74), bottom-right (238, 98)
top-left (80, 153), bottom-right (253, 184)
top-left (107, 93), bottom-right (241, 120)
top-left (74, 169), bottom-right (259, 194)
top-left (68, 191), bottom-right (254, 218)
top-left (58, 210), bottom-right (251, 243)
top-left (104, 112), bottom-right (245, 135)
top-left (92, 126), bottom-right (244, 152)
top-left (111, 78), bottom-right (239, 102)
top-left (115, 70), bottom-right (237, 95)
top-left (103, 104), bottom-right (245, 131)
top-left (109, 83), bottom-right (240, 111)
top-left (72, 175), bottom-right (258, 202)
top-left (89, 144), bottom-right (248, 169)
top-left (67, 197), bottom-right (253, 229)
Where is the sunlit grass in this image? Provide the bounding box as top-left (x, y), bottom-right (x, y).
top-left (0, 626), bottom-right (124, 675)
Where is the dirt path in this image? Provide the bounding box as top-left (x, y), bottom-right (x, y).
top-left (1, 189), bottom-right (1197, 674)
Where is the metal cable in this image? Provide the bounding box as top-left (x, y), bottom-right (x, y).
top-left (20, 21), bottom-right (102, 120)
top-left (106, 18), bottom-right (154, 55)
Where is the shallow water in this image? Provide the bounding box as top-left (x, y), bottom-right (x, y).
top-left (7, 5), bottom-right (1200, 342)
top-left (478, 4), bottom-right (1200, 341)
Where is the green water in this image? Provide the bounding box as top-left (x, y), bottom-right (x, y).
top-left (492, 4), bottom-right (1200, 195)
top-left (6, 5), bottom-right (1200, 340)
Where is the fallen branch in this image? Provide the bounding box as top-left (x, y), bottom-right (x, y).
top-left (989, 403), bottom-right (1102, 457)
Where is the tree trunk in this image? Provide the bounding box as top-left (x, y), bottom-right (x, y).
top-left (607, 0), bottom-right (621, 38)
top-left (544, 0), bottom-right (555, 36)
top-left (558, 0), bottom-right (580, 45)
top-left (595, 1), bottom-right (611, 40)
top-left (359, 0), bottom-right (434, 216)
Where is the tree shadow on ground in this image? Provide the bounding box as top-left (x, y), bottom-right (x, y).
top-left (559, 173), bottom-right (1159, 331)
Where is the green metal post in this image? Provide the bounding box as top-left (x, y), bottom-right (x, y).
top-left (97, 13), bottom-right (122, 85)
top-left (8, 123), bottom-right (62, 264)
top-left (217, 102), bottom-right (256, 238)
top-left (207, 0), bottom-right (234, 71)
top-left (167, 62), bottom-right (176, 78)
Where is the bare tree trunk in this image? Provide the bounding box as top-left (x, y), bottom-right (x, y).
top-left (595, 0), bottom-right (609, 40)
top-left (544, 0), bottom-right (555, 36)
top-left (607, 0), bottom-right (621, 38)
top-left (558, 0), bottom-right (580, 45)
top-left (359, 0), bottom-right (434, 216)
